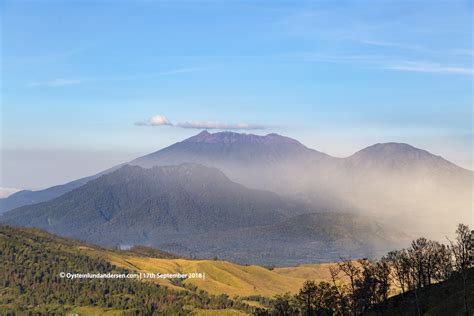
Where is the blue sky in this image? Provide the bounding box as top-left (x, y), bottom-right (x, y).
top-left (1, 0), bottom-right (472, 189)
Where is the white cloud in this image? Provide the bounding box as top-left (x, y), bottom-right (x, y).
top-left (150, 115), bottom-right (172, 126)
top-left (135, 116), bottom-right (264, 130)
top-left (28, 78), bottom-right (85, 87)
top-left (0, 187), bottom-right (21, 198)
top-left (135, 115), bottom-right (172, 126)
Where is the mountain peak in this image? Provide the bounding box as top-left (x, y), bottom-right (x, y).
top-left (347, 142), bottom-right (468, 174)
top-left (183, 130), bottom-right (305, 147)
top-left (352, 142), bottom-right (435, 160)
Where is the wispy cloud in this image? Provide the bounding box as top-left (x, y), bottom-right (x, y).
top-left (135, 115), bottom-right (265, 130)
top-left (451, 49), bottom-right (474, 57)
top-left (110, 67), bottom-right (205, 81)
top-left (360, 40), bottom-right (474, 58)
top-left (284, 53), bottom-right (389, 64)
top-left (388, 62), bottom-right (473, 75)
top-left (28, 67), bottom-right (205, 88)
top-left (28, 78), bottom-right (86, 87)
top-left (284, 52), bottom-right (473, 76)
top-left (359, 40), bottom-right (429, 53)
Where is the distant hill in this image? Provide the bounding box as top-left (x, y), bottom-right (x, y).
top-left (339, 142), bottom-right (472, 238)
top-left (0, 131), bottom-right (336, 213)
top-left (0, 176), bottom-right (95, 213)
top-left (130, 132), bottom-right (472, 239)
top-left (0, 164), bottom-right (295, 236)
top-left (0, 164), bottom-right (123, 214)
top-left (168, 212), bottom-right (407, 265)
top-left (1, 164), bottom-right (405, 265)
top-left (1, 131), bottom-right (471, 240)
top-left (0, 187), bottom-right (21, 198)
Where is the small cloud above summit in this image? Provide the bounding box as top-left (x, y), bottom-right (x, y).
top-left (135, 115), bottom-right (172, 126)
top-left (150, 115), bottom-right (172, 126)
top-left (135, 115), bottom-right (264, 130)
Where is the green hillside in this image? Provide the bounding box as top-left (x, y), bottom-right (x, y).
top-left (1, 224), bottom-right (342, 298)
top-left (0, 224), bottom-right (347, 315)
top-left (0, 225), bottom-right (253, 315)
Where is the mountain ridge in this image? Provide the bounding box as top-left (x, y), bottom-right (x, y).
top-left (1, 131), bottom-right (470, 241)
top-left (2, 131), bottom-right (468, 213)
top-left (0, 163), bottom-right (405, 265)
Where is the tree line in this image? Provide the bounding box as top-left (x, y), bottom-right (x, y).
top-left (255, 223), bottom-right (473, 316)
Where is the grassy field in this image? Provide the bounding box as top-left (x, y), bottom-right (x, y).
top-left (78, 246), bottom-right (339, 298)
top-left (67, 306), bottom-right (126, 316)
top-left (274, 263), bottom-right (338, 280)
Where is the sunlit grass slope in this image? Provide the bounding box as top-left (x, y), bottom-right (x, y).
top-left (80, 246), bottom-right (338, 297)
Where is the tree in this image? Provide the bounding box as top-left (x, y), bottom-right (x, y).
top-left (312, 282), bottom-right (340, 315)
top-left (374, 259), bottom-right (391, 308)
top-left (336, 260), bottom-right (360, 315)
top-left (384, 249), bottom-right (410, 294)
top-left (431, 242), bottom-right (452, 282)
top-left (271, 293), bottom-right (298, 316)
top-left (296, 280), bottom-right (318, 315)
top-left (449, 223), bottom-right (471, 315)
top-left (351, 259), bottom-right (390, 313)
top-left (409, 237), bottom-right (429, 289)
top-left (329, 266), bottom-right (350, 315)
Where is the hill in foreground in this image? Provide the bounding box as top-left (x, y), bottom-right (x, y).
top-left (0, 224), bottom-right (255, 315)
top-left (4, 224), bottom-right (471, 315)
top-left (366, 268), bottom-right (474, 316)
top-left (0, 224), bottom-right (353, 315)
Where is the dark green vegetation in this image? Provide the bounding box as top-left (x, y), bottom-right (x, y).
top-left (0, 225), bottom-right (252, 315)
top-left (1, 164), bottom-right (406, 266)
top-left (254, 224), bottom-right (473, 316)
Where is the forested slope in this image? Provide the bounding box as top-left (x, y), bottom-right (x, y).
top-left (0, 225), bottom-right (250, 315)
